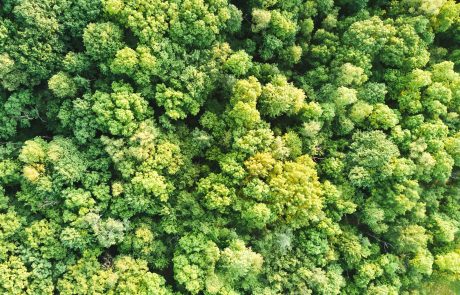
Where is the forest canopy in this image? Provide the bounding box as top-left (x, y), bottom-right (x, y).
top-left (1, 0), bottom-right (460, 294)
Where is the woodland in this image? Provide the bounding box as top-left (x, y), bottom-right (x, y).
top-left (1, 0), bottom-right (460, 294)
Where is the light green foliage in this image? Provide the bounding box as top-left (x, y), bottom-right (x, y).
top-left (0, 256), bottom-right (29, 294)
top-left (174, 234), bottom-right (263, 294)
top-left (83, 22), bottom-right (124, 61)
top-left (49, 72), bottom-right (77, 98)
top-left (216, 239), bottom-right (263, 290)
top-left (395, 225), bottom-right (430, 253)
top-left (173, 233), bottom-right (220, 294)
top-left (435, 251), bottom-right (460, 278)
top-left (350, 101), bottom-right (373, 123)
top-left (20, 137), bottom-right (87, 185)
top-left (259, 75), bottom-right (306, 117)
top-left (224, 50), bottom-right (253, 76)
top-left (58, 255), bottom-right (171, 295)
top-left (335, 86), bottom-right (358, 108)
top-left (110, 47), bottom-right (139, 75)
top-left (197, 173), bottom-right (235, 211)
top-left (91, 82), bottom-right (151, 136)
top-left (265, 155), bottom-right (324, 228)
top-left (0, 0), bottom-right (460, 294)
top-left (347, 131), bottom-right (400, 187)
top-left (337, 63), bottom-right (368, 87)
top-left (86, 214), bottom-right (125, 248)
top-left (252, 9), bottom-right (272, 32)
top-left (368, 104), bottom-right (399, 130)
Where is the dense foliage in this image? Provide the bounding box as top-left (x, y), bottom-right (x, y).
top-left (1, 0), bottom-right (460, 294)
